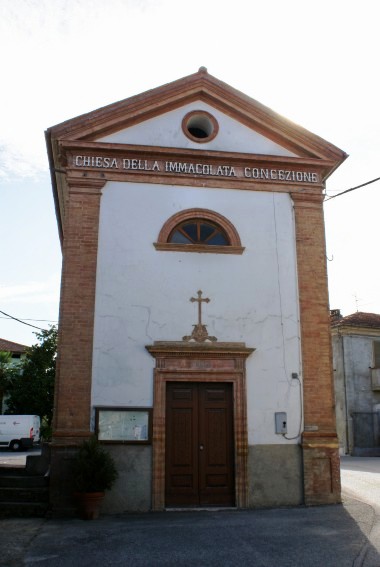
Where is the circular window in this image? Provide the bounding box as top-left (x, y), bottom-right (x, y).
top-left (182, 111), bottom-right (219, 143)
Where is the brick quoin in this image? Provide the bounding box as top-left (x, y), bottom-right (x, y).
top-left (292, 192), bottom-right (340, 505)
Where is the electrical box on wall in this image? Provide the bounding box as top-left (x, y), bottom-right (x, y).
top-left (275, 412), bottom-right (287, 434)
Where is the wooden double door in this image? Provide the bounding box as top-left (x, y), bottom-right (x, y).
top-left (165, 382), bottom-right (235, 507)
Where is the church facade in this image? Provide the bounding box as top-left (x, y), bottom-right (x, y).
top-left (46, 69), bottom-right (347, 514)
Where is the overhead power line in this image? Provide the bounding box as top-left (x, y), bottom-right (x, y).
top-left (325, 176), bottom-right (380, 201)
top-left (0, 310), bottom-right (50, 331)
top-left (0, 317), bottom-right (57, 323)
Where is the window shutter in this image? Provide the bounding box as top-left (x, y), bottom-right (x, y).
top-left (373, 342), bottom-right (380, 367)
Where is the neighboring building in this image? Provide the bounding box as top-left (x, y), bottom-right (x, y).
top-left (331, 310), bottom-right (380, 456)
top-left (0, 338), bottom-right (27, 362)
top-left (0, 338), bottom-right (28, 413)
top-left (46, 68), bottom-right (347, 514)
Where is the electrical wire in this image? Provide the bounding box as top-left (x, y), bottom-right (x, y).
top-left (273, 195), bottom-right (304, 441)
top-left (0, 317), bottom-right (57, 323)
top-left (0, 310), bottom-right (50, 331)
top-left (272, 193), bottom-right (289, 383)
top-left (325, 176), bottom-right (380, 201)
top-left (282, 374), bottom-right (303, 441)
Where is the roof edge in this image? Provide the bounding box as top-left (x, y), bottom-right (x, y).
top-left (46, 68), bottom-right (348, 166)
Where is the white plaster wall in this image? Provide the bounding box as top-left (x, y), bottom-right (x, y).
top-left (91, 182), bottom-right (302, 445)
top-left (97, 101), bottom-right (297, 158)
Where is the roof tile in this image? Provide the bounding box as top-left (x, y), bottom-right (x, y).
top-left (0, 338), bottom-right (28, 354)
top-left (331, 311), bottom-right (380, 329)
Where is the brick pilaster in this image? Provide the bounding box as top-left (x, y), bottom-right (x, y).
top-left (52, 177), bottom-right (105, 444)
top-left (50, 177), bottom-right (105, 514)
top-left (292, 192), bottom-right (341, 505)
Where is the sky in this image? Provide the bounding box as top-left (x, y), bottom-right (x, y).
top-left (1, 0), bottom-right (379, 346)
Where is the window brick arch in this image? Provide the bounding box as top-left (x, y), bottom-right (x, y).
top-left (154, 208), bottom-right (244, 254)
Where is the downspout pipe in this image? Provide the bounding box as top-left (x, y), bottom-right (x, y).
top-left (340, 331), bottom-right (350, 454)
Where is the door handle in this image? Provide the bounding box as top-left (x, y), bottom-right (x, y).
top-left (199, 444), bottom-right (204, 451)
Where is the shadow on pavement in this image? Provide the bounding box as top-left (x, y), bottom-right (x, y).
top-left (0, 499), bottom-right (378, 567)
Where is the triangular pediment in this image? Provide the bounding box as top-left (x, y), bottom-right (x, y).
top-left (95, 101), bottom-right (298, 158)
top-left (47, 69), bottom-right (348, 243)
top-left (46, 68), bottom-right (347, 164)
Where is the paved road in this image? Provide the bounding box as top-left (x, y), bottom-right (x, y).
top-left (0, 503), bottom-right (375, 567)
top-left (0, 455), bottom-right (379, 566)
top-left (0, 446), bottom-right (41, 468)
top-left (340, 456), bottom-right (380, 566)
top-left (341, 457), bottom-right (380, 508)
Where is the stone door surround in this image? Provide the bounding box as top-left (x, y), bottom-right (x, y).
top-left (146, 342), bottom-right (254, 510)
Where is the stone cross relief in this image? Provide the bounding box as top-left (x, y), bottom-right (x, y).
top-left (182, 290), bottom-right (217, 343)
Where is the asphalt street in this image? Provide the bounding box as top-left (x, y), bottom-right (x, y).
top-left (341, 457), bottom-right (380, 508)
top-left (0, 454), bottom-right (379, 567)
top-left (340, 456), bottom-right (380, 566)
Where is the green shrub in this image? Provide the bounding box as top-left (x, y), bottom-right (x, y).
top-left (72, 436), bottom-right (118, 493)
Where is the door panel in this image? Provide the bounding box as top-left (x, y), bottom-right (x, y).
top-left (165, 384), bottom-right (199, 505)
top-left (165, 382), bottom-right (235, 507)
top-left (199, 384), bottom-right (235, 505)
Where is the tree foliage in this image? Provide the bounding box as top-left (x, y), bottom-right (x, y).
top-left (5, 327), bottom-right (57, 429)
top-left (0, 351), bottom-right (12, 388)
top-left (0, 351), bottom-right (12, 411)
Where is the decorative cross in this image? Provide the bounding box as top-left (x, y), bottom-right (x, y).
top-left (182, 290), bottom-right (217, 343)
top-left (190, 290), bottom-right (210, 327)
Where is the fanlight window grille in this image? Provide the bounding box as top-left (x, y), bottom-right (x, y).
top-left (169, 220), bottom-right (229, 246)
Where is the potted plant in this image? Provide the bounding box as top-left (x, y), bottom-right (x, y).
top-left (72, 436), bottom-right (118, 520)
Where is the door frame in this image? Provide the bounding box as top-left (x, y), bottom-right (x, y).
top-left (146, 342), bottom-right (254, 510)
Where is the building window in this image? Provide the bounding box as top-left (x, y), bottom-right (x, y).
top-left (373, 342), bottom-right (380, 368)
top-left (170, 219), bottom-right (228, 246)
top-left (182, 111), bottom-right (219, 143)
top-left (154, 208), bottom-right (244, 255)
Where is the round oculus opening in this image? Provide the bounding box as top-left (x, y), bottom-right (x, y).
top-left (182, 111), bottom-right (218, 143)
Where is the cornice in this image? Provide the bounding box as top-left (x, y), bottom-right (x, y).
top-left (146, 341), bottom-right (255, 358)
top-left (331, 326), bottom-right (380, 338)
top-left (66, 177), bottom-right (106, 194)
top-left (302, 431), bottom-right (340, 448)
top-left (59, 142), bottom-right (332, 193)
top-left (291, 192), bottom-right (325, 206)
top-left (60, 140), bottom-right (337, 171)
top-left (154, 243), bottom-right (245, 255)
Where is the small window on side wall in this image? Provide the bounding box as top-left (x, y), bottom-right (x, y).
top-left (154, 208), bottom-right (245, 255)
top-left (373, 342), bottom-right (380, 368)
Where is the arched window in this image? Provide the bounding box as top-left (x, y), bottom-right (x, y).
top-left (154, 208), bottom-right (244, 254)
top-left (169, 219), bottom-right (228, 246)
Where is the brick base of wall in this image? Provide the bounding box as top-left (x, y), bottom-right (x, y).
top-left (49, 444), bottom-right (80, 517)
top-left (302, 434), bottom-right (341, 505)
top-left (48, 438), bottom-right (341, 515)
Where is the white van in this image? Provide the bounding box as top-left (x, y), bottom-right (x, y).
top-left (0, 415), bottom-right (40, 451)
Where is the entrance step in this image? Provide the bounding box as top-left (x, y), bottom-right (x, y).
top-left (0, 472), bottom-right (49, 517)
top-left (0, 445), bottom-right (50, 517)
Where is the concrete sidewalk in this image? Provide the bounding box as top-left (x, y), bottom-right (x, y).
top-left (0, 495), bottom-right (379, 567)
